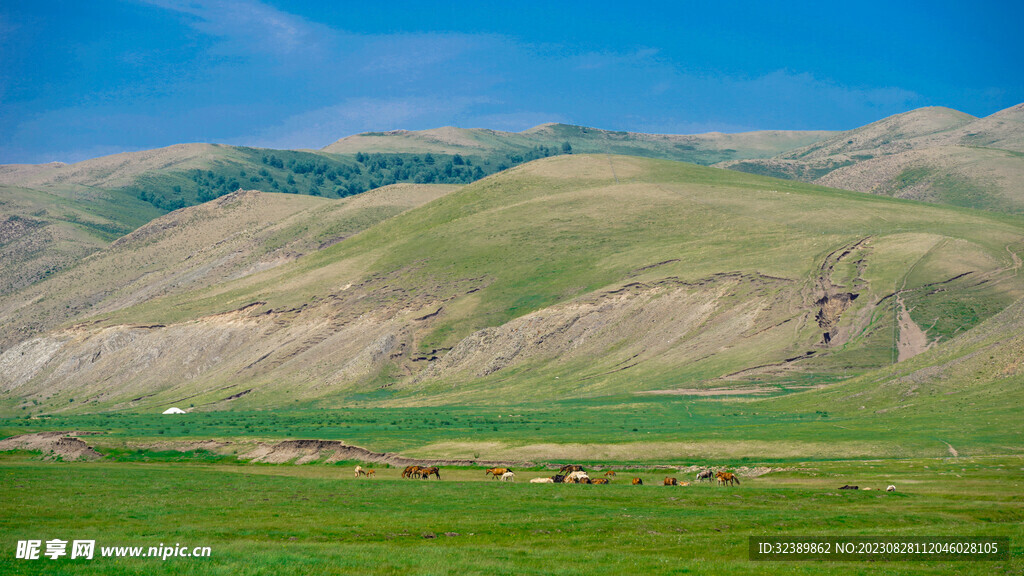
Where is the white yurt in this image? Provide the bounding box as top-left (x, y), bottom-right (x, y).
top-left (162, 407), bottom-right (186, 414)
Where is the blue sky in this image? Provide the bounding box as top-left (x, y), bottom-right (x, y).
top-left (1, 0), bottom-right (1021, 163)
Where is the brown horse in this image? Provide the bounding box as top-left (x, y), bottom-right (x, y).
top-left (559, 464), bottom-right (584, 474)
top-left (604, 471), bottom-right (617, 477)
top-left (420, 466), bottom-right (440, 480)
top-left (402, 465), bottom-right (422, 479)
top-left (486, 467), bottom-right (510, 479)
top-left (632, 477), bottom-right (643, 485)
top-left (366, 469), bottom-right (375, 478)
top-left (664, 477), bottom-right (679, 486)
top-left (716, 472), bottom-right (740, 486)
top-left (591, 478), bottom-right (610, 484)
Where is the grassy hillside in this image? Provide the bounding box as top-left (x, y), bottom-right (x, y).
top-left (720, 103), bottom-right (1024, 213)
top-left (1, 143), bottom-right (493, 211)
top-left (3, 154), bottom-right (1022, 417)
top-left (0, 144), bottom-right (528, 296)
top-left (759, 289), bottom-right (1024, 457)
top-left (0, 184), bottom-right (161, 296)
top-left (324, 123), bottom-right (832, 166)
top-left (0, 184), bottom-right (458, 350)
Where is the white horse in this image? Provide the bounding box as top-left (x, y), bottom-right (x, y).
top-left (886, 485), bottom-right (896, 492)
top-left (500, 471), bottom-right (515, 482)
top-left (565, 471), bottom-right (589, 483)
top-left (354, 465), bottom-right (367, 478)
top-left (530, 477), bottom-right (554, 483)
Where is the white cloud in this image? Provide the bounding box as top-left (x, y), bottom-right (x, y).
top-left (140, 0), bottom-right (332, 56)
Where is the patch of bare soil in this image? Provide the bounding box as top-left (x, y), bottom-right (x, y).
top-left (896, 296), bottom-right (933, 361)
top-left (0, 431), bottom-right (102, 461)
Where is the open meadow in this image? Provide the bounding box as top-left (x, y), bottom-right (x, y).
top-left (1, 450), bottom-right (1021, 576)
top-left (2, 393), bottom-right (1022, 575)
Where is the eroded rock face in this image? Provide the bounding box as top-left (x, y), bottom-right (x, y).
top-left (813, 238), bottom-right (869, 347)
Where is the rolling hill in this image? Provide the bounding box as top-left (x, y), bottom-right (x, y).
top-left (1, 123), bottom-right (832, 305)
top-left (720, 103), bottom-right (1024, 213)
top-left (0, 183), bottom-right (458, 350)
top-left (0, 183), bottom-right (162, 296)
top-left (323, 123), bottom-right (832, 165)
top-left (2, 154), bottom-right (1022, 417)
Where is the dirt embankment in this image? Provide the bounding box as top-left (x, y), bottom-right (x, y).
top-left (0, 431), bottom-right (102, 461)
top-left (170, 439), bottom-right (786, 476)
top-left (0, 432), bottom-right (787, 477)
top-left (241, 439), bottom-right (533, 468)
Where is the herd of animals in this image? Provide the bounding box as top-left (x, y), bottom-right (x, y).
top-left (351, 464), bottom-right (898, 491)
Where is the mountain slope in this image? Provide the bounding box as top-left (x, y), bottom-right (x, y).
top-left (324, 123), bottom-right (832, 165)
top-left (0, 184), bottom-right (458, 350)
top-left (0, 184), bottom-right (162, 296)
top-left (720, 103), bottom-right (1024, 213)
top-left (0, 144), bottom-right (488, 295)
top-left (2, 155), bottom-right (1022, 414)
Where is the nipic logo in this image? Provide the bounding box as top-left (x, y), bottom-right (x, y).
top-left (15, 540), bottom-right (210, 561)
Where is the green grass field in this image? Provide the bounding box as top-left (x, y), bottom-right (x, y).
top-left (1, 452), bottom-right (1020, 575)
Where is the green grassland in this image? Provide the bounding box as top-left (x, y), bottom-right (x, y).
top-left (1, 452), bottom-right (1020, 575)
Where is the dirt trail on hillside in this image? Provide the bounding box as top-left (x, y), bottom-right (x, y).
top-left (896, 296), bottom-right (933, 361)
top-left (0, 431), bottom-right (102, 461)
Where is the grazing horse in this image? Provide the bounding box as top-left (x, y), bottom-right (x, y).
top-left (886, 485), bottom-right (896, 492)
top-left (366, 469), bottom-right (375, 478)
top-left (500, 471), bottom-right (515, 482)
top-left (604, 471), bottom-right (616, 477)
top-left (664, 477), bottom-right (679, 486)
top-left (420, 466), bottom-right (440, 480)
top-left (402, 465), bottom-right (422, 479)
top-left (530, 477), bottom-right (555, 483)
top-left (632, 477), bottom-right (643, 485)
top-left (716, 472), bottom-right (739, 486)
top-left (354, 465), bottom-right (367, 478)
top-left (696, 469), bottom-right (715, 483)
top-left (559, 464), bottom-right (584, 475)
top-left (486, 467), bottom-right (510, 479)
